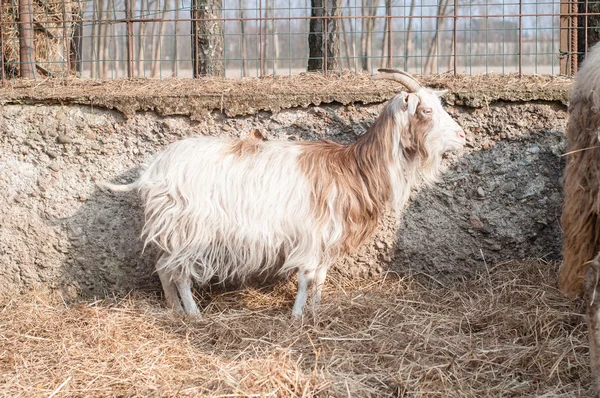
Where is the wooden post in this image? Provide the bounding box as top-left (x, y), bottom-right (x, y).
top-left (18, 0), bottom-right (36, 79)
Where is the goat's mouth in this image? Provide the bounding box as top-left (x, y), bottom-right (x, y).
top-left (447, 139), bottom-right (466, 151)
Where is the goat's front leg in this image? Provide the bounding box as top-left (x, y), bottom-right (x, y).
top-left (585, 256), bottom-right (600, 396)
top-left (292, 269), bottom-right (315, 318)
top-left (175, 274), bottom-right (201, 316)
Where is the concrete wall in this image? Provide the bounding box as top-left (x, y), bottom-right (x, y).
top-left (0, 95), bottom-right (567, 297)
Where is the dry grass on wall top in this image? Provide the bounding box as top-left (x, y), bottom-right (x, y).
top-left (0, 260), bottom-right (591, 397)
top-left (1, 0), bottom-right (81, 78)
top-left (0, 73), bottom-right (572, 117)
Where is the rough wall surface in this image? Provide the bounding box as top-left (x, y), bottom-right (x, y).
top-left (0, 95), bottom-right (567, 297)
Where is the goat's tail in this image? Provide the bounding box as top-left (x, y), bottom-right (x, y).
top-left (97, 178), bottom-right (142, 193)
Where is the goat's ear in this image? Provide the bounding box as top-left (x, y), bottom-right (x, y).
top-left (432, 89), bottom-right (448, 97)
top-left (407, 94), bottom-right (419, 116)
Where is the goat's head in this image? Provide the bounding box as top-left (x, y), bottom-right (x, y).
top-left (373, 69), bottom-right (466, 156)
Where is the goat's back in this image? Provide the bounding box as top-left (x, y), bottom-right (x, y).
top-left (136, 136), bottom-right (322, 283)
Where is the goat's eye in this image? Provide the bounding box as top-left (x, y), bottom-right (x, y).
top-left (422, 108), bottom-right (433, 115)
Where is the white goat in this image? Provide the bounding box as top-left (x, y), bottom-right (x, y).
top-left (99, 70), bottom-right (465, 317)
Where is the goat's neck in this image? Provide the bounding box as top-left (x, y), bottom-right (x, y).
top-left (350, 111), bottom-right (417, 213)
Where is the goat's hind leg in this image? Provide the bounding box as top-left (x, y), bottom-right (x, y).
top-left (311, 265), bottom-right (330, 308)
top-left (156, 255), bottom-right (183, 313)
top-left (292, 269), bottom-right (316, 318)
top-left (586, 256), bottom-right (600, 396)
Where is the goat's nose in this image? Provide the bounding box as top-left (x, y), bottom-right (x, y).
top-left (457, 129), bottom-right (466, 140)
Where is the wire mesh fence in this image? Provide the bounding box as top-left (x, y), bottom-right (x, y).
top-left (1, 0), bottom-right (599, 80)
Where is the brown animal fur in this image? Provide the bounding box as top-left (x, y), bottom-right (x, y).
top-left (226, 137), bottom-right (264, 158)
top-left (297, 98), bottom-right (433, 254)
top-left (560, 45), bottom-right (600, 298)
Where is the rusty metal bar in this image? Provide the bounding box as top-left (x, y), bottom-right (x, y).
top-left (191, 0), bottom-right (199, 78)
top-left (571, 0), bottom-right (578, 74)
top-left (0, 0), bottom-right (5, 84)
top-left (453, 0), bottom-right (457, 76)
top-left (518, 0), bottom-right (522, 77)
top-left (585, 0), bottom-right (589, 57)
top-left (560, 0), bottom-right (569, 74)
top-left (62, 1), bottom-right (70, 76)
top-left (259, 0), bottom-right (263, 77)
top-left (125, 0), bottom-right (134, 78)
top-left (323, 1), bottom-right (328, 75)
top-left (387, 0), bottom-right (392, 68)
top-left (69, 10), bottom-right (600, 27)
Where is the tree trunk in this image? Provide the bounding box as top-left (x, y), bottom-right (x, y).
top-left (101, 0), bottom-right (111, 78)
top-left (152, 0), bottom-right (169, 77)
top-left (272, 7), bottom-right (279, 74)
top-left (360, 0), bottom-right (368, 70)
top-left (424, 0), bottom-right (449, 74)
top-left (307, 0), bottom-right (341, 71)
top-left (18, 0), bottom-right (36, 78)
top-left (191, 0), bottom-right (224, 77)
top-left (96, 0), bottom-right (105, 78)
top-left (404, 0), bottom-right (416, 71)
top-left (137, 0), bottom-right (147, 77)
top-left (364, 0), bottom-right (377, 71)
top-left (90, 0), bottom-right (97, 78)
top-left (70, 16), bottom-right (83, 74)
top-left (262, 0), bottom-right (271, 76)
top-left (239, 0), bottom-right (247, 76)
top-left (340, 6), bottom-right (352, 69)
top-left (172, 0), bottom-right (179, 75)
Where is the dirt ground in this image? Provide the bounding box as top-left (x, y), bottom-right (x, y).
top-left (0, 260), bottom-right (590, 397)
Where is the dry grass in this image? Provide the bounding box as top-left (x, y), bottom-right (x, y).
top-left (0, 260), bottom-right (591, 397)
top-left (0, 72), bottom-right (570, 98)
top-left (1, 0), bottom-right (81, 77)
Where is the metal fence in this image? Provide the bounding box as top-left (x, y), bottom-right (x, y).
top-left (1, 0), bottom-right (599, 80)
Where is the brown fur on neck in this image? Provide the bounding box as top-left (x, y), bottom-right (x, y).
top-left (297, 99), bottom-right (431, 253)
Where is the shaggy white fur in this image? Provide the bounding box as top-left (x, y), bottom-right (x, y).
top-left (99, 74), bottom-right (465, 318)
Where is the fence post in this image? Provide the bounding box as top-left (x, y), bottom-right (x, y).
top-left (453, 0), bottom-right (457, 76)
top-left (518, 0), bottom-right (522, 77)
top-left (0, 0), bottom-right (5, 83)
top-left (18, 0), bottom-right (36, 79)
top-left (560, 0), bottom-right (577, 76)
top-left (386, 0), bottom-right (392, 68)
top-left (125, 0), bottom-right (134, 78)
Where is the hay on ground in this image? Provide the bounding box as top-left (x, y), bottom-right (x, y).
top-left (0, 260), bottom-right (591, 397)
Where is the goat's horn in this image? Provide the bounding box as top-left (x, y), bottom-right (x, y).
top-left (373, 69), bottom-right (422, 93)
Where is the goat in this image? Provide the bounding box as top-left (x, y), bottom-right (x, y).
top-left (559, 41), bottom-right (600, 393)
top-left (99, 70), bottom-right (466, 318)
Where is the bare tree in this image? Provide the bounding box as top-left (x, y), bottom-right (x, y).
top-left (380, 0), bottom-right (392, 68)
top-left (424, 0), bottom-right (449, 74)
top-left (307, 0), bottom-right (341, 71)
top-left (404, 0), bottom-right (416, 71)
top-left (239, 0), bottom-right (247, 76)
top-left (137, 0), bottom-right (148, 77)
top-left (18, 0), bottom-right (36, 78)
top-left (360, 0), bottom-right (368, 70)
top-left (262, 0), bottom-right (271, 75)
top-left (191, 0), bottom-right (224, 77)
top-left (359, 0), bottom-right (377, 71)
top-left (151, 0), bottom-right (170, 77)
top-left (272, 6), bottom-right (279, 74)
top-left (101, 0), bottom-right (112, 78)
top-left (340, 5), bottom-right (352, 69)
top-left (172, 0), bottom-right (180, 75)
